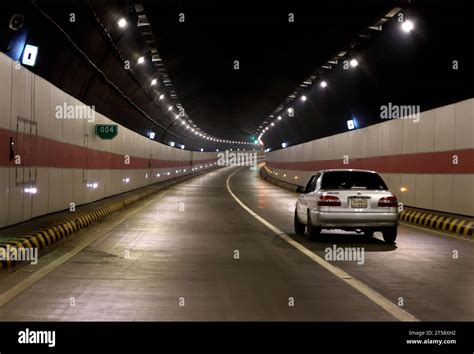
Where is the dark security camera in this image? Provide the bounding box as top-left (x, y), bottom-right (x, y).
top-left (9, 14), bottom-right (24, 31)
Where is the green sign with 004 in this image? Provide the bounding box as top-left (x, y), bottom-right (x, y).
top-left (95, 124), bottom-right (118, 140)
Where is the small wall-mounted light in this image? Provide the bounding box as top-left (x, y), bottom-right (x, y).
top-left (24, 186), bottom-right (38, 194)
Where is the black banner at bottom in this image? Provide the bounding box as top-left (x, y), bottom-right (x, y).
top-left (0, 321), bottom-right (472, 353)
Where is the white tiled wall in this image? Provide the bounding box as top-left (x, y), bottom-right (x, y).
top-left (267, 98), bottom-right (474, 216)
top-left (0, 53), bottom-right (218, 228)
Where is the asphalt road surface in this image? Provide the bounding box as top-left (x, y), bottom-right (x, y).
top-left (0, 166), bottom-right (472, 321)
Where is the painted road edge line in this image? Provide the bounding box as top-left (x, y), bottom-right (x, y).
top-left (226, 167), bottom-right (419, 322)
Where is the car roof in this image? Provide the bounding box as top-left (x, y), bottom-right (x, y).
top-left (316, 169), bottom-right (378, 174)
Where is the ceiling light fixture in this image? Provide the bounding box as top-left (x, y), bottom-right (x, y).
top-left (118, 18), bottom-right (127, 28)
top-left (401, 20), bottom-right (414, 33)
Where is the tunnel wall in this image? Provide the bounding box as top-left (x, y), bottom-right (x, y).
top-left (265, 98), bottom-right (474, 217)
top-left (0, 54), bottom-right (218, 228)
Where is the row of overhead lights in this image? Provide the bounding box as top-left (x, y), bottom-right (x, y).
top-left (257, 60), bottom-right (356, 144)
top-left (257, 77), bottom-right (332, 144)
top-left (258, 13), bottom-right (415, 148)
top-left (117, 17), bottom-right (257, 148)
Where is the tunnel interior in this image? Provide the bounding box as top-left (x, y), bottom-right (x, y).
top-left (0, 0), bottom-right (473, 351)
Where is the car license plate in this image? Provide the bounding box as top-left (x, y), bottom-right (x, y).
top-left (351, 198), bottom-right (368, 208)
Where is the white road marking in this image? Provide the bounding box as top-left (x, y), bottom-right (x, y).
top-left (0, 190), bottom-right (171, 309)
top-left (226, 168), bottom-right (419, 322)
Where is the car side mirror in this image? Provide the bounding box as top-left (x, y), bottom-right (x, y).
top-left (296, 186), bottom-right (305, 193)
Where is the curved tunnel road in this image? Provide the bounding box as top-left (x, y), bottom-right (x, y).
top-left (0, 167), bottom-right (472, 321)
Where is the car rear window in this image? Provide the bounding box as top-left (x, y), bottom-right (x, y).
top-left (321, 171), bottom-right (388, 190)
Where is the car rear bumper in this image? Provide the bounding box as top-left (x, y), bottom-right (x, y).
top-left (310, 210), bottom-right (398, 228)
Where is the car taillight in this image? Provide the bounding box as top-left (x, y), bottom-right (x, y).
top-left (318, 196), bottom-right (341, 206)
top-left (378, 196), bottom-right (398, 207)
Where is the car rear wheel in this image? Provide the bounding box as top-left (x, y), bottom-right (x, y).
top-left (382, 226), bottom-right (397, 243)
top-left (294, 209), bottom-right (305, 235)
top-left (306, 210), bottom-right (321, 241)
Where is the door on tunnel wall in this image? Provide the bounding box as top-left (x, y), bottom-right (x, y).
top-left (149, 154), bottom-right (153, 183)
top-left (15, 117), bottom-right (37, 221)
top-left (83, 133), bottom-right (91, 203)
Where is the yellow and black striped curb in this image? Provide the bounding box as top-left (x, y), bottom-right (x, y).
top-left (0, 191), bottom-right (157, 270)
top-left (400, 209), bottom-right (473, 237)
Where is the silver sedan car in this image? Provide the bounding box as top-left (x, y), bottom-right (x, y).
top-left (294, 169), bottom-right (399, 243)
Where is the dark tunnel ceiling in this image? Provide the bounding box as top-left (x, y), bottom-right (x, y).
top-left (142, 0), bottom-right (399, 141)
top-left (2, 0), bottom-right (471, 151)
top-left (140, 0), bottom-right (473, 148)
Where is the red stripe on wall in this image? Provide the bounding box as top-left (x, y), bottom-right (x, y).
top-left (0, 128), bottom-right (216, 169)
top-left (266, 149), bottom-right (474, 174)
